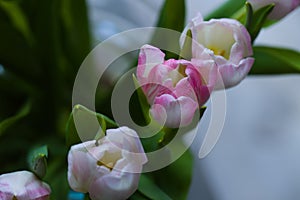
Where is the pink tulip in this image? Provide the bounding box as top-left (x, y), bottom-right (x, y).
top-left (248, 0), bottom-right (300, 20)
top-left (181, 14), bottom-right (254, 89)
top-left (137, 45), bottom-right (217, 127)
top-left (68, 126), bottom-right (147, 200)
top-left (0, 171), bottom-right (51, 200)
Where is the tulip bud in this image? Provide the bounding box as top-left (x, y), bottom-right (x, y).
top-left (0, 170), bottom-right (51, 200)
top-left (67, 126), bottom-right (147, 200)
top-left (137, 45), bottom-right (216, 127)
top-left (180, 13), bottom-right (254, 89)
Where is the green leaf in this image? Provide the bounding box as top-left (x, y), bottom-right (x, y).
top-left (60, 0), bottom-right (91, 67)
top-left (151, 0), bottom-right (185, 59)
top-left (250, 46), bottom-right (300, 74)
top-left (131, 74), bottom-right (151, 126)
top-left (150, 149), bottom-right (194, 200)
top-left (205, 0), bottom-right (246, 20)
top-left (129, 190), bottom-right (150, 200)
top-left (0, 100), bottom-right (30, 137)
top-left (27, 145), bottom-right (48, 179)
top-left (44, 155), bottom-right (69, 200)
top-left (66, 104), bottom-right (118, 147)
top-left (136, 174), bottom-right (172, 200)
top-left (0, 7), bottom-right (40, 83)
top-left (0, 0), bottom-right (33, 43)
top-left (246, 3), bottom-right (274, 41)
top-left (244, 2), bottom-right (254, 29)
top-left (179, 29), bottom-right (192, 60)
top-left (156, 0), bottom-right (185, 32)
top-left (161, 106), bottom-right (206, 144)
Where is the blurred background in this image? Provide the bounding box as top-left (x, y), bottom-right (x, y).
top-left (0, 0), bottom-right (300, 199)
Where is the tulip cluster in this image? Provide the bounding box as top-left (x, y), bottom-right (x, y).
top-left (137, 14), bottom-right (254, 128)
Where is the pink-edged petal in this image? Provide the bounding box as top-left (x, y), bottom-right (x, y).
top-left (89, 164), bottom-right (140, 200)
top-left (216, 57), bottom-right (255, 89)
top-left (0, 171), bottom-right (51, 200)
top-left (180, 12), bottom-right (204, 48)
top-left (151, 94), bottom-right (198, 128)
top-left (187, 59), bottom-right (217, 104)
top-left (141, 63), bottom-right (174, 103)
top-left (137, 44), bottom-right (165, 81)
top-left (174, 77), bottom-right (197, 102)
top-left (68, 141), bottom-right (104, 192)
top-left (105, 127), bottom-right (148, 170)
top-left (229, 20), bottom-right (253, 63)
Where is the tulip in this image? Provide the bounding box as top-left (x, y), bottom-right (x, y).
top-left (0, 170), bottom-right (51, 200)
top-left (67, 126), bottom-right (147, 200)
top-left (180, 14), bottom-right (254, 89)
top-left (137, 45), bottom-right (216, 127)
top-left (248, 0), bottom-right (300, 20)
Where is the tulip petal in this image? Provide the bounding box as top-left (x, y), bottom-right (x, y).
top-left (0, 171), bottom-right (51, 200)
top-left (216, 57), bottom-right (255, 89)
top-left (151, 94), bottom-right (198, 128)
top-left (89, 166), bottom-right (140, 200)
top-left (68, 141), bottom-right (109, 193)
top-left (137, 44), bottom-right (165, 80)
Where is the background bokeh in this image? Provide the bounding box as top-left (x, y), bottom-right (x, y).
top-left (1, 0), bottom-right (299, 199)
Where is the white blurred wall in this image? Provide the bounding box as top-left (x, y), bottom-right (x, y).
top-left (187, 1), bottom-right (300, 200)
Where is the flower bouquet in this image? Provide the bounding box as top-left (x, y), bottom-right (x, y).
top-left (0, 0), bottom-right (300, 199)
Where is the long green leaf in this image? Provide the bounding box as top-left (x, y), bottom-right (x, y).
top-left (137, 174), bottom-right (172, 200)
top-left (246, 4), bottom-right (274, 41)
top-left (0, 100), bottom-right (30, 137)
top-left (0, 0), bottom-right (33, 43)
top-left (152, 0), bottom-right (185, 59)
top-left (44, 155), bottom-right (69, 200)
top-left (250, 46), bottom-right (300, 74)
top-left (129, 191), bottom-right (150, 200)
top-left (156, 0), bottom-right (185, 31)
top-left (132, 74), bottom-right (150, 126)
top-left (205, 0), bottom-right (246, 20)
top-left (60, 0), bottom-right (91, 68)
top-left (0, 7), bottom-right (39, 83)
top-left (151, 149), bottom-right (194, 200)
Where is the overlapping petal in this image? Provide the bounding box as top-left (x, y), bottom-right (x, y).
top-left (137, 45), bottom-right (217, 127)
top-left (181, 13), bottom-right (254, 89)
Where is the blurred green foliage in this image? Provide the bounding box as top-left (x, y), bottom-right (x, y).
top-left (0, 0), bottom-right (91, 198)
top-left (151, 0), bottom-right (186, 59)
